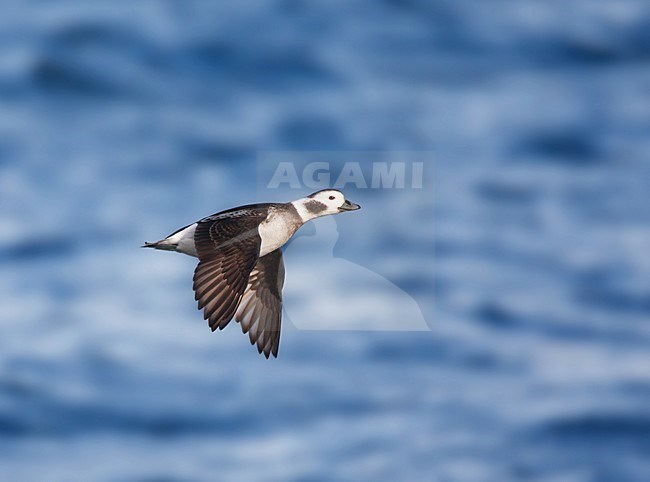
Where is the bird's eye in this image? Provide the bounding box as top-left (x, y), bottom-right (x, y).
top-left (329, 195), bottom-right (335, 200)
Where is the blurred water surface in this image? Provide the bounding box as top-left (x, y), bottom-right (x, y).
top-left (1, 1), bottom-right (650, 481)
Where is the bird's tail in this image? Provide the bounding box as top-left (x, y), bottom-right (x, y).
top-left (141, 240), bottom-right (177, 251)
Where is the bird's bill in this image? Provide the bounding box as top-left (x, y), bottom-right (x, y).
top-left (338, 199), bottom-right (361, 211)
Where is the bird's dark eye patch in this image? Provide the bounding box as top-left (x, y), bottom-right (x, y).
top-left (329, 195), bottom-right (335, 200)
top-left (305, 199), bottom-right (327, 214)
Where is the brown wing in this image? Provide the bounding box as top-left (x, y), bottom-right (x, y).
top-left (192, 208), bottom-right (268, 331)
top-left (235, 248), bottom-right (285, 358)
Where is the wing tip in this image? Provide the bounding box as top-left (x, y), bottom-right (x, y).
top-left (260, 347), bottom-right (277, 359)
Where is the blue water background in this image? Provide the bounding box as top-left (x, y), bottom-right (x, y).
top-left (1, 1), bottom-right (650, 481)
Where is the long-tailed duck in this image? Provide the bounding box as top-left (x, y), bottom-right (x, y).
top-left (143, 189), bottom-right (360, 358)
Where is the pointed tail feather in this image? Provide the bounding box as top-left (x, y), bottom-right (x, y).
top-left (141, 241), bottom-right (177, 251)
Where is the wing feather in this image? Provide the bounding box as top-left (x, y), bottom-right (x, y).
top-left (235, 249), bottom-right (285, 358)
top-left (191, 208), bottom-right (267, 332)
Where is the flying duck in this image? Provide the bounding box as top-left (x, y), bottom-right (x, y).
top-left (143, 189), bottom-right (361, 358)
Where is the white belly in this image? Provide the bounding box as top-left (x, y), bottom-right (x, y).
top-left (258, 214), bottom-right (297, 256)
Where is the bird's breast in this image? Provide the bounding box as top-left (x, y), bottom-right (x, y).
top-left (258, 213), bottom-right (300, 257)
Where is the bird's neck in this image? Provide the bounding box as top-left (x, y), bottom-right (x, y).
top-left (290, 198), bottom-right (327, 223)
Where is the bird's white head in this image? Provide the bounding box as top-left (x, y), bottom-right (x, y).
top-left (292, 189), bottom-right (361, 221)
